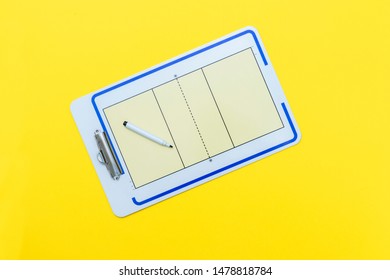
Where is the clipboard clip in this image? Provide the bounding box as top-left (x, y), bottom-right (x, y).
top-left (94, 130), bottom-right (123, 180)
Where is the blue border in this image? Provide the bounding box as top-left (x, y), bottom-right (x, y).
top-left (89, 28), bottom-right (290, 206)
top-left (91, 29), bottom-right (267, 173)
top-left (131, 102), bottom-right (297, 206)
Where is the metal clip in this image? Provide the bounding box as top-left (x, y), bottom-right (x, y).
top-left (94, 130), bottom-right (123, 180)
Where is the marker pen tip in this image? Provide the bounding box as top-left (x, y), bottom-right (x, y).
top-left (169, 145), bottom-right (173, 148)
top-left (123, 121), bottom-right (127, 126)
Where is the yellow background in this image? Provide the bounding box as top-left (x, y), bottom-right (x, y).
top-left (1, 0), bottom-right (389, 259)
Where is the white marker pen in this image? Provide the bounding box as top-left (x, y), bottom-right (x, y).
top-left (123, 121), bottom-right (173, 148)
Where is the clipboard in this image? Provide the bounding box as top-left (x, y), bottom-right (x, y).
top-left (71, 27), bottom-right (301, 217)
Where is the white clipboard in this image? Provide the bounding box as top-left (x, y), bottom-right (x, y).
top-left (71, 27), bottom-right (301, 217)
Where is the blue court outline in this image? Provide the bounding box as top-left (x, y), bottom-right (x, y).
top-left (131, 102), bottom-right (297, 206)
top-left (91, 29), bottom-right (266, 174)
top-left (89, 28), bottom-right (297, 207)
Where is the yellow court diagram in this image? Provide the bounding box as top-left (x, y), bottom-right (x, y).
top-left (104, 48), bottom-right (284, 188)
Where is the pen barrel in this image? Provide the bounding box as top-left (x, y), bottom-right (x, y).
top-left (124, 122), bottom-right (170, 147)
